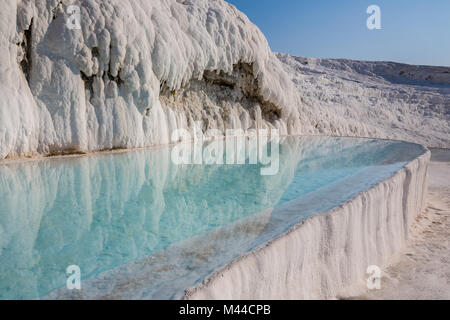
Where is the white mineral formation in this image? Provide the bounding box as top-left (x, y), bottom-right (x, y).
top-left (0, 0), bottom-right (446, 300)
top-left (277, 54), bottom-right (450, 148)
top-left (1, 0), bottom-right (449, 159)
top-left (0, 0), bottom-right (303, 159)
top-left (185, 151), bottom-right (431, 300)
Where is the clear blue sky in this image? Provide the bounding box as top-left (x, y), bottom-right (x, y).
top-left (227, 0), bottom-right (450, 66)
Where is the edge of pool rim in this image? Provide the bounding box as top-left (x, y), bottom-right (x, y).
top-left (182, 142), bottom-right (431, 300)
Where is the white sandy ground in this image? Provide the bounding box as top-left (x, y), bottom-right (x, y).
top-left (353, 149), bottom-right (450, 300)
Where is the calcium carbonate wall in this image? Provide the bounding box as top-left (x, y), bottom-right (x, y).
top-left (4, 1), bottom-right (446, 160)
top-left (184, 150), bottom-right (430, 300)
top-left (1, 0), bottom-right (306, 159)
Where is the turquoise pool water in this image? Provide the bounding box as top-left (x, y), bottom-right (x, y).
top-left (0, 137), bottom-right (426, 299)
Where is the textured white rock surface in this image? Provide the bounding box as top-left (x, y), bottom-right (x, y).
top-left (277, 54), bottom-right (450, 148)
top-left (0, 0), bottom-right (444, 300)
top-left (355, 150), bottom-right (450, 300)
top-left (184, 150), bottom-right (430, 300)
top-left (1, 0), bottom-right (302, 159)
top-left (2, 1), bottom-right (449, 159)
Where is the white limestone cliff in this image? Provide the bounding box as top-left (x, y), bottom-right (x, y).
top-left (1, 0), bottom-right (303, 159)
top-left (1, 0), bottom-right (449, 159)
